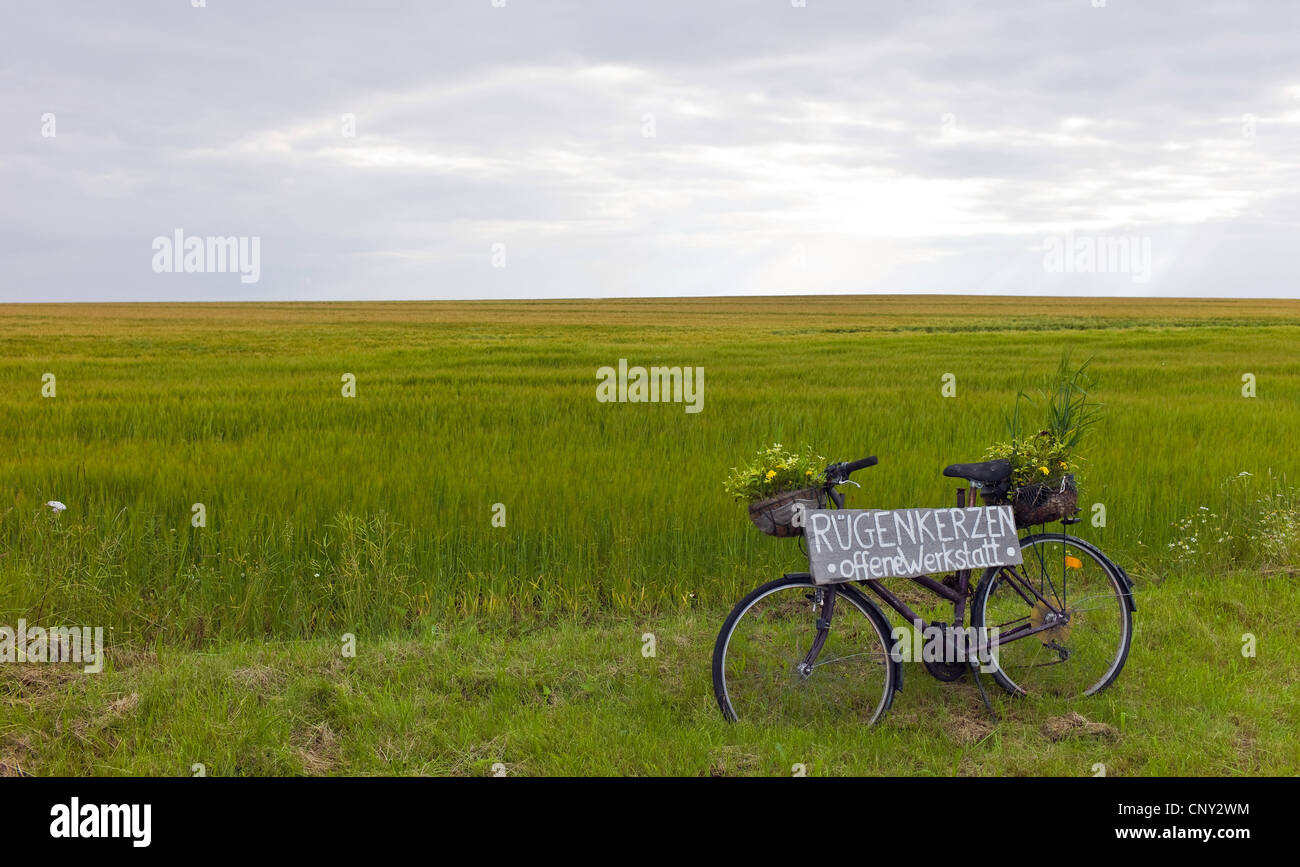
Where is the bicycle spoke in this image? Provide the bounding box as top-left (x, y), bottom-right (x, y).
top-left (814, 650), bottom-right (889, 667)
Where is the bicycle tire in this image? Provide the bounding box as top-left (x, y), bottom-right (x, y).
top-left (971, 532), bottom-right (1133, 697)
top-left (712, 574), bottom-right (899, 724)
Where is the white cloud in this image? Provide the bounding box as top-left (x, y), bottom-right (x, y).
top-left (2, 0), bottom-right (1299, 300)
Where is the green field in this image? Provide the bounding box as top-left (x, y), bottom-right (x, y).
top-left (2, 296), bottom-right (1298, 775)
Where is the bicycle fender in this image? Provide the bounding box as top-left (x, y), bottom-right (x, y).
top-left (1112, 562), bottom-right (1138, 612)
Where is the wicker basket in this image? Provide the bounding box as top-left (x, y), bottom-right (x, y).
top-left (747, 487), bottom-right (825, 537)
top-left (1012, 474), bottom-right (1078, 525)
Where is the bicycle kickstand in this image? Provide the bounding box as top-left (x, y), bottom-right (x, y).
top-left (969, 660), bottom-right (999, 724)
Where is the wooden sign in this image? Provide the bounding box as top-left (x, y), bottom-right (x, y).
top-left (804, 506), bottom-right (1022, 585)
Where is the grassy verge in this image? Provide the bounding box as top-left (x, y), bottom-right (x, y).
top-left (4, 569), bottom-right (1296, 776)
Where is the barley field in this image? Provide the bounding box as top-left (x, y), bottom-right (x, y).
top-left (2, 296), bottom-right (1298, 776)
top-left (3, 297), bottom-right (1297, 643)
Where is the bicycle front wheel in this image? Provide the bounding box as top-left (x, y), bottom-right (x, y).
top-left (971, 533), bottom-right (1133, 698)
top-left (712, 575), bottom-right (897, 725)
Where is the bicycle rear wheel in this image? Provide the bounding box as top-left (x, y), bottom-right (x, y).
top-left (712, 575), bottom-right (897, 725)
top-left (971, 533), bottom-right (1133, 698)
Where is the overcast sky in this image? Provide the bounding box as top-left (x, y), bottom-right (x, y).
top-left (3, 0), bottom-right (1299, 301)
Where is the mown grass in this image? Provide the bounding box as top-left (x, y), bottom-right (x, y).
top-left (2, 568), bottom-right (1295, 776)
top-left (2, 297), bottom-right (1298, 644)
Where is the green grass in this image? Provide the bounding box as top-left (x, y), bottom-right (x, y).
top-left (3, 569), bottom-right (1295, 776)
top-left (1, 296), bottom-right (1298, 775)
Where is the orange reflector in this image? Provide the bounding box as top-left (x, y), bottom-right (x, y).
top-left (1065, 556), bottom-right (1083, 569)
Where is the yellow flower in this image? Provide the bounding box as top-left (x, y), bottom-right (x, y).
top-left (766, 470), bottom-right (777, 480)
top-left (805, 470), bottom-right (813, 476)
top-left (1038, 466), bottom-right (1049, 476)
top-left (1059, 461), bottom-right (1068, 469)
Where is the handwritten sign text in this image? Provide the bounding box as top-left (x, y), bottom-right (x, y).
top-left (805, 506), bottom-right (1022, 585)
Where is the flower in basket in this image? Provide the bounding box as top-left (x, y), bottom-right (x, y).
top-left (723, 443), bottom-right (826, 502)
top-left (725, 443), bottom-right (828, 537)
top-left (986, 430), bottom-right (1077, 491)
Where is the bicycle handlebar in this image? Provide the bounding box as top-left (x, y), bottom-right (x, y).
top-left (843, 455), bottom-right (878, 473)
top-left (825, 455), bottom-right (878, 484)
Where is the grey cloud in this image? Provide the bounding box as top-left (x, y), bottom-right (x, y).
top-left (2, 0), bottom-right (1299, 300)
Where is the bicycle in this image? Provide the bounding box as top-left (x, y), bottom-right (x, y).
top-left (711, 455), bottom-right (1137, 725)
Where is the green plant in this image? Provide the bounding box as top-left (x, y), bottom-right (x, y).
top-left (985, 352), bottom-right (1102, 489)
top-left (723, 443), bottom-right (826, 503)
top-left (1161, 472), bottom-right (1300, 576)
top-left (984, 432), bottom-right (1076, 489)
